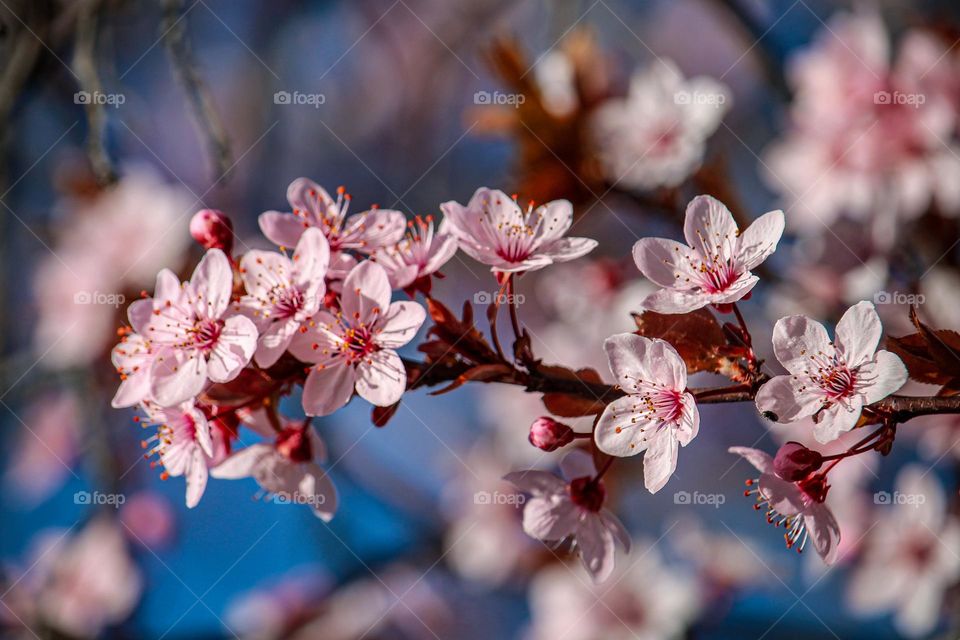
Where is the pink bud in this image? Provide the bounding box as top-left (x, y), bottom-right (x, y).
top-left (774, 441), bottom-right (823, 481)
top-left (190, 209), bottom-right (234, 253)
top-left (528, 416), bottom-right (575, 451)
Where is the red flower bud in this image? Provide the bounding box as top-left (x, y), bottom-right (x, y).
top-left (528, 416), bottom-right (575, 451)
top-left (774, 441), bottom-right (824, 481)
top-left (190, 209), bottom-right (234, 254)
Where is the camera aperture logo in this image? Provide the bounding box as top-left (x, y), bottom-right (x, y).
top-left (473, 291), bottom-right (525, 305)
top-left (873, 290), bottom-right (924, 305)
top-left (74, 90), bottom-right (126, 108)
top-left (874, 491), bottom-right (926, 507)
top-left (74, 490), bottom-right (125, 508)
top-left (270, 491), bottom-right (327, 505)
top-left (474, 490), bottom-right (525, 506)
top-left (873, 90), bottom-right (925, 108)
top-left (674, 490), bottom-right (725, 508)
top-left (274, 90), bottom-right (326, 108)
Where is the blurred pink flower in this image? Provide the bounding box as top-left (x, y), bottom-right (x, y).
top-left (848, 466), bottom-right (960, 637)
top-left (526, 539), bottom-right (701, 640)
top-left (239, 227), bottom-right (330, 367)
top-left (592, 59), bottom-right (730, 189)
top-left (211, 421), bottom-right (338, 521)
top-left (119, 491), bottom-right (176, 548)
top-left (290, 261), bottom-right (425, 416)
top-left (756, 301), bottom-right (907, 443)
top-left (440, 187), bottom-right (596, 273)
top-left (633, 195), bottom-right (784, 313)
top-left (731, 446), bottom-right (840, 563)
top-left (505, 449), bottom-right (630, 583)
top-left (594, 334), bottom-right (698, 493)
top-left (144, 249), bottom-right (258, 406)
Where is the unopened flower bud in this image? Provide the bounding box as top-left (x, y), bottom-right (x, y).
top-left (190, 209), bottom-right (234, 253)
top-left (774, 441), bottom-right (823, 481)
top-left (529, 416), bottom-right (575, 451)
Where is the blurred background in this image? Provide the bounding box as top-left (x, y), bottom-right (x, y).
top-left (2, 0), bottom-right (960, 638)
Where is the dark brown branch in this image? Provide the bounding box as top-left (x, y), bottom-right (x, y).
top-left (73, 0), bottom-right (115, 184)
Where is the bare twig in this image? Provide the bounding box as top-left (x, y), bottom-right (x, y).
top-left (72, 0), bottom-right (115, 184)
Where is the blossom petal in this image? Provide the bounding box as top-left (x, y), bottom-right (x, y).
top-left (522, 497), bottom-right (581, 541)
top-left (302, 361), bottom-right (356, 416)
top-left (577, 513), bottom-right (617, 583)
top-left (377, 301), bottom-right (426, 348)
top-left (835, 301), bottom-right (882, 367)
top-left (772, 314), bottom-right (832, 375)
top-left (344, 209), bottom-right (407, 253)
top-left (504, 470), bottom-right (567, 496)
top-left (340, 261), bottom-right (392, 325)
top-left (643, 429), bottom-right (679, 493)
top-left (560, 449), bottom-right (596, 481)
top-left (423, 233), bottom-right (459, 273)
top-left (191, 249), bottom-right (233, 320)
top-left (184, 447), bottom-right (208, 508)
top-left (683, 195), bottom-right (739, 263)
top-left (755, 375), bottom-right (822, 423)
top-left (632, 237), bottom-right (698, 288)
top-left (859, 350), bottom-right (907, 404)
top-left (532, 199), bottom-right (573, 244)
top-left (813, 399), bottom-right (863, 444)
top-left (595, 396), bottom-right (659, 457)
top-left (239, 250), bottom-right (292, 299)
top-left (210, 444), bottom-right (273, 479)
top-left (641, 287), bottom-right (708, 313)
top-left (736, 209), bottom-right (785, 271)
top-left (151, 349), bottom-right (208, 407)
top-left (604, 333), bottom-right (686, 391)
top-left (676, 393), bottom-right (699, 446)
top-left (288, 310), bottom-right (340, 363)
top-left (538, 237), bottom-right (598, 263)
top-left (600, 511), bottom-right (631, 553)
top-left (355, 349), bottom-right (406, 406)
top-left (758, 473), bottom-right (805, 515)
top-left (254, 318), bottom-right (300, 369)
top-left (728, 446), bottom-right (775, 474)
top-left (258, 211), bottom-right (305, 247)
top-left (207, 315), bottom-right (258, 383)
top-left (287, 177), bottom-right (334, 220)
top-left (804, 503), bottom-right (841, 564)
top-left (300, 463), bottom-right (339, 521)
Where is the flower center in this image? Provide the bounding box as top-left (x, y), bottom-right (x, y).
top-left (190, 318), bottom-right (223, 353)
top-left (568, 476), bottom-right (606, 513)
top-left (276, 426), bottom-right (313, 463)
top-left (698, 258), bottom-right (740, 294)
top-left (342, 325), bottom-right (379, 362)
top-left (273, 287), bottom-right (305, 319)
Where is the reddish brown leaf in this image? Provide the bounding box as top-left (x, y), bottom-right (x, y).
top-left (429, 363), bottom-right (513, 396)
top-left (632, 309), bottom-right (741, 375)
top-left (372, 402), bottom-right (400, 427)
top-left (201, 368), bottom-right (277, 408)
top-left (909, 306), bottom-right (960, 377)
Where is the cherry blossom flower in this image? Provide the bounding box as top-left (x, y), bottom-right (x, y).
top-left (440, 187), bottom-right (596, 273)
top-left (211, 420), bottom-right (338, 521)
top-left (594, 334), bottom-right (699, 493)
top-left (140, 400), bottom-right (214, 508)
top-left (504, 449), bottom-right (630, 583)
top-left (289, 261), bottom-right (425, 416)
top-left (756, 301), bottom-right (907, 443)
top-left (371, 215), bottom-right (457, 292)
top-left (848, 466), bottom-right (960, 637)
top-left (764, 12), bottom-right (960, 233)
top-left (632, 195), bottom-right (784, 313)
top-left (591, 59), bottom-right (730, 190)
top-left (239, 227), bottom-right (330, 368)
top-left (730, 446), bottom-right (841, 563)
top-left (258, 177), bottom-right (405, 268)
top-left (143, 249), bottom-right (259, 407)
top-left (526, 539), bottom-right (701, 640)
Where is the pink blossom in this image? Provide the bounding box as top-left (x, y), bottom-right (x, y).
top-left (140, 400), bottom-right (214, 508)
top-left (731, 446), bottom-right (841, 563)
top-left (289, 261), bottom-right (425, 416)
top-left (440, 187), bottom-right (596, 273)
top-left (143, 249), bottom-right (258, 407)
top-left (633, 195), bottom-right (784, 313)
top-left (847, 466), bottom-right (960, 637)
top-left (504, 449), bottom-right (630, 583)
top-left (258, 177), bottom-right (406, 264)
top-left (211, 422), bottom-right (338, 521)
top-left (189, 208), bottom-right (234, 253)
top-left (592, 59), bottom-right (730, 189)
top-left (371, 215), bottom-right (457, 291)
top-left (528, 416), bottom-right (575, 452)
top-left (239, 227), bottom-right (330, 368)
top-left (594, 334), bottom-right (699, 493)
top-left (756, 301), bottom-right (907, 443)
